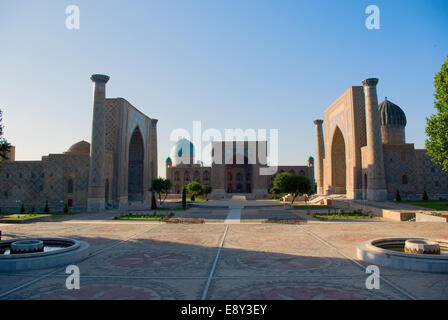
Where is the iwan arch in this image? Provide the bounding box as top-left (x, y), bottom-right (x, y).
top-left (315, 78), bottom-right (448, 201)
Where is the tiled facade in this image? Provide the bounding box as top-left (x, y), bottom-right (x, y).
top-left (0, 75), bottom-right (158, 213)
top-left (166, 141), bottom-right (314, 195)
top-left (315, 78), bottom-right (448, 201)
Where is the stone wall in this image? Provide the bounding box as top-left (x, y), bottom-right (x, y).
top-left (0, 154), bottom-right (90, 213)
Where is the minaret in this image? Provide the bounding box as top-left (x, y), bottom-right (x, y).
top-left (362, 78), bottom-right (387, 201)
top-left (313, 119), bottom-right (325, 195)
top-left (87, 74), bottom-right (110, 212)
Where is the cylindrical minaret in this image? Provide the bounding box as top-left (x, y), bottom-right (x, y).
top-left (87, 74), bottom-right (110, 212)
top-left (313, 120), bottom-right (325, 195)
top-left (362, 78), bottom-right (387, 201)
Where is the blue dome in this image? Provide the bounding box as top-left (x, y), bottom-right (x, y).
top-left (308, 156), bottom-right (314, 161)
top-left (165, 156), bottom-right (172, 163)
top-left (378, 98), bottom-right (407, 127)
top-left (170, 138), bottom-right (194, 165)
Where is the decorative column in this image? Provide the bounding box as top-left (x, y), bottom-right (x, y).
top-left (87, 74), bottom-right (110, 212)
top-left (314, 120), bottom-right (325, 195)
top-left (362, 78), bottom-right (387, 201)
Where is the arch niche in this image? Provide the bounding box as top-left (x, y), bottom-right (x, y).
top-left (331, 126), bottom-right (346, 194)
top-left (128, 127), bottom-right (144, 201)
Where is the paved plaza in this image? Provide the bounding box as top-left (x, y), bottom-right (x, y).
top-left (1, 198), bottom-right (447, 300)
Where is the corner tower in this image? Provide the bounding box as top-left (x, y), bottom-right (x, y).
top-left (362, 78), bottom-right (387, 201)
top-left (87, 74), bottom-right (110, 212)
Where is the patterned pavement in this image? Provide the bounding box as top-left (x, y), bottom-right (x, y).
top-left (1, 205), bottom-right (448, 300)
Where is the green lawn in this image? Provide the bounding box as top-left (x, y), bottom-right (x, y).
top-left (115, 213), bottom-right (175, 221)
top-left (155, 207), bottom-right (185, 211)
top-left (0, 214), bottom-right (50, 221)
top-left (0, 211), bottom-right (80, 222)
top-left (186, 198), bottom-right (207, 203)
top-left (403, 201), bottom-right (448, 211)
top-left (311, 212), bottom-right (373, 221)
top-left (294, 205), bottom-right (328, 210)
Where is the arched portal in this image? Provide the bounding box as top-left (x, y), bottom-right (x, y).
top-left (331, 126), bottom-right (346, 194)
top-left (225, 155), bottom-right (253, 193)
top-left (128, 127), bottom-right (144, 201)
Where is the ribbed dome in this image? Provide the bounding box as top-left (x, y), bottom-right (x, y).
top-left (166, 156), bottom-right (172, 163)
top-left (170, 138), bottom-right (194, 165)
top-left (66, 140), bottom-right (90, 155)
top-left (378, 98), bottom-right (407, 126)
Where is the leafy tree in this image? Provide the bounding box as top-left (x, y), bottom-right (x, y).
top-left (426, 55), bottom-right (448, 172)
top-left (395, 190), bottom-right (402, 202)
top-left (185, 181), bottom-right (203, 201)
top-left (202, 184), bottom-right (212, 201)
top-left (0, 109), bottom-right (11, 166)
top-left (182, 187), bottom-right (187, 210)
top-left (272, 173), bottom-right (312, 205)
top-left (422, 190), bottom-right (429, 201)
top-left (270, 172), bottom-right (290, 195)
top-left (44, 200), bottom-right (50, 213)
top-left (151, 178), bottom-right (173, 206)
top-left (151, 191), bottom-right (157, 210)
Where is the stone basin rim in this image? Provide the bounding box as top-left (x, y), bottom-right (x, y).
top-left (0, 237), bottom-right (80, 259)
top-left (360, 237), bottom-right (448, 259)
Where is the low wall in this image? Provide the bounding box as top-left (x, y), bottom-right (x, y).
top-left (328, 200), bottom-right (415, 221)
top-left (416, 212), bottom-right (448, 223)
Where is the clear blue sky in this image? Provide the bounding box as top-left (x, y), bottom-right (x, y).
top-left (1, 0), bottom-right (447, 177)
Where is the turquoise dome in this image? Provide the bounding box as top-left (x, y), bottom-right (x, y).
top-left (378, 98), bottom-right (407, 127)
top-left (170, 138), bottom-right (194, 165)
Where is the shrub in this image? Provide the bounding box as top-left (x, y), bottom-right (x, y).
top-left (422, 190), bottom-right (429, 201)
top-left (64, 203), bottom-right (69, 213)
top-left (185, 181), bottom-right (203, 201)
top-left (44, 201), bottom-right (50, 213)
top-left (396, 190), bottom-right (402, 202)
top-left (30, 206), bottom-right (35, 213)
top-left (202, 185), bottom-right (212, 200)
top-left (182, 187), bottom-right (187, 210)
top-left (20, 204), bottom-right (25, 214)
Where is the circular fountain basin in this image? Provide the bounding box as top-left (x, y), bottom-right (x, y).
top-left (357, 238), bottom-right (448, 274)
top-left (0, 238), bottom-right (90, 272)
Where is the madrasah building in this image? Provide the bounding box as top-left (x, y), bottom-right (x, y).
top-left (165, 139), bottom-right (315, 197)
top-left (314, 78), bottom-right (448, 201)
top-left (0, 75), bottom-right (158, 213)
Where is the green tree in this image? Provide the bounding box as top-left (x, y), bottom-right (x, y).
top-left (426, 55), bottom-right (448, 172)
top-left (272, 173), bottom-right (312, 205)
top-left (185, 181), bottom-right (203, 201)
top-left (269, 172), bottom-right (290, 195)
top-left (0, 109), bottom-right (11, 166)
top-left (20, 203), bottom-right (25, 214)
top-left (395, 190), bottom-right (402, 202)
top-left (422, 190), bottom-right (429, 201)
top-left (151, 178), bottom-right (173, 206)
top-left (44, 200), bottom-right (50, 213)
top-left (202, 184), bottom-right (212, 201)
top-left (182, 187), bottom-right (187, 210)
